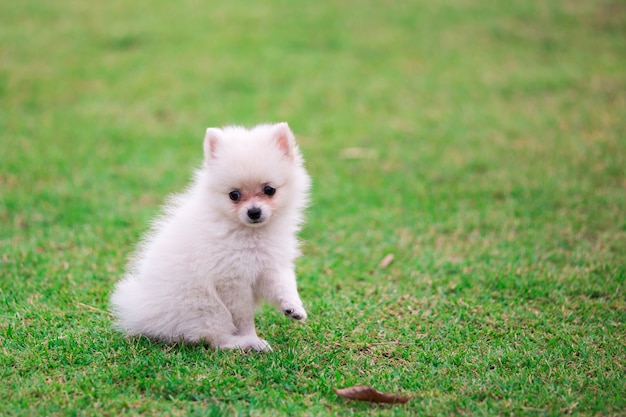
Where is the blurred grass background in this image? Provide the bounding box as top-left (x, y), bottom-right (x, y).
top-left (1, 0), bottom-right (625, 415)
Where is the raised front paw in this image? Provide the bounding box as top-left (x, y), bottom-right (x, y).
top-left (281, 302), bottom-right (307, 322)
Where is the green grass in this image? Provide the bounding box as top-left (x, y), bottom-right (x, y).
top-left (1, 0), bottom-right (625, 415)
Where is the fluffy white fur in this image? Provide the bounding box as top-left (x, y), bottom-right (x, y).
top-left (110, 123), bottom-right (311, 352)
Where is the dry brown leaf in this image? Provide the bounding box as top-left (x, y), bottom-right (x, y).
top-left (333, 385), bottom-right (410, 404)
top-left (378, 254), bottom-right (394, 269)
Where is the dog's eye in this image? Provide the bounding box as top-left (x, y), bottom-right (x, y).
top-left (263, 185), bottom-right (276, 197)
top-left (229, 190), bottom-right (241, 202)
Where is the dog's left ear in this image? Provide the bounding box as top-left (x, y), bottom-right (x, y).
top-left (273, 122), bottom-right (295, 160)
top-left (204, 128), bottom-right (223, 162)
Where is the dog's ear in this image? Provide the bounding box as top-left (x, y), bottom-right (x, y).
top-left (204, 128), bottom-right (223, 161)
top-left (273, 122), bottom-right (295, 160)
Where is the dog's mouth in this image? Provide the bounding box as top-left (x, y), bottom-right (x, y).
top-left (243, 218), bottom-right (268, 227)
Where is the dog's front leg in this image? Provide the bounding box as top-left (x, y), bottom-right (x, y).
top-left (257, 267), bottom-right (307, 321)
top-left (220, 285), bottom-right (258, 336)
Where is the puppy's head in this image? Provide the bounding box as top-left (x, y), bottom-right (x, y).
top-left (202, 123), bottom-right (310, 228)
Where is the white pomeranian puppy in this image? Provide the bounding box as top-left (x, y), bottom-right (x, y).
top-left (110, 123), bottom-right (311, 352)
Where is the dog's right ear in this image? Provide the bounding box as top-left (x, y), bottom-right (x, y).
top-left (204, 128), bottom-right (223, 161)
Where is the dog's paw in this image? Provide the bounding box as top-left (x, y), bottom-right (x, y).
top-left (247, 338), bottom-right (273, 352)
top-left (219, 336), bottom-right (273, 352)
top-left (281, 302), bottom-right (307, 322)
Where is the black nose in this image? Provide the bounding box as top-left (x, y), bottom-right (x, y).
top-left (247, 207), bottom-right (262, 220)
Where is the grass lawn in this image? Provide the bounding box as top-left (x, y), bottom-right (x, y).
top-left (1, 0), bottom-right (625, 415)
